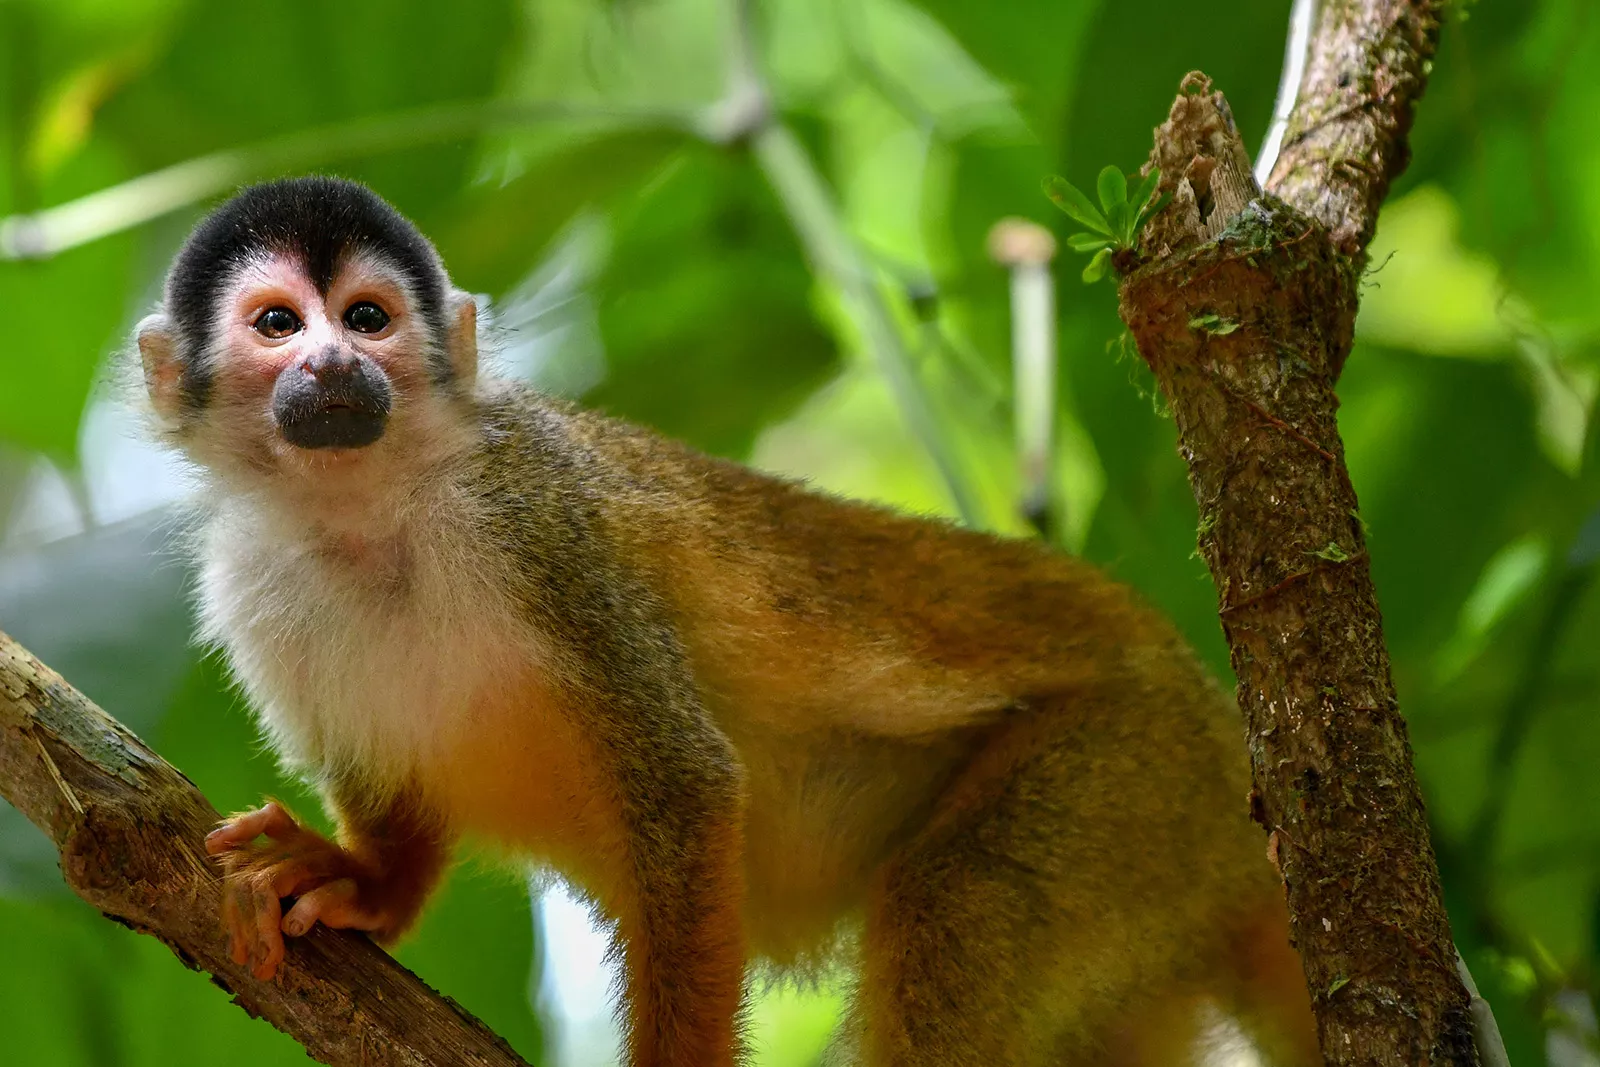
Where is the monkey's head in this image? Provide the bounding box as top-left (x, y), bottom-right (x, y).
top-left (136, 176), bottom-right (478, 492)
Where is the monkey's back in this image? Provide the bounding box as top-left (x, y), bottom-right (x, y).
top-left (474, 387), bottom-right (1276, 975)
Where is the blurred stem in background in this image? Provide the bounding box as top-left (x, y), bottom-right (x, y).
top-left (725, 0), bottom-right (985, 528)
top-left (1468, 504), bottom-right (1600, 872)
top-left (750, 123), bottom-right (984, 528)
top-left (987, 218), bottom-right (1059, 539)
top-left (0, 100), bottom-right (691, 261)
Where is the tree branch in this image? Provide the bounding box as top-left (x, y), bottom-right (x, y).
top-left (0, 629), bottom-right (531, 1067)
top-left (1265, 0), bottom-right (1441, 258)
top-left (1113, 1), bottom-right (1474, 1059)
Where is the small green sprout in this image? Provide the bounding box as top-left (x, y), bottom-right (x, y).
top-left (1043, 165), bottom-right (1169, 283)
top-left (1188, 313), bottom-right (1239, 336)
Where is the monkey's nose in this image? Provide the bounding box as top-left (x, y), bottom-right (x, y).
top-left (273, 347), bottom-right (393, 450)
top-left (303, 347), bottom-right (363, 384)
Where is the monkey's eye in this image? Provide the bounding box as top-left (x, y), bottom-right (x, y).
top-left (253, 307), bottom-right (303, 339)
top-left (343, 301), bottom-right (391, 334)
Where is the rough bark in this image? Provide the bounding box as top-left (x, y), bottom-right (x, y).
top-left (0, 629), bottom-right (530, 1067)
top-left (1265, 0), bottom-right (1442, 259)
top-left (1113, 1), bottom-right (1472, 1057)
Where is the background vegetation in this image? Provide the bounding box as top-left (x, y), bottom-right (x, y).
top-left (0, 0), bottom-right (1596, 1063)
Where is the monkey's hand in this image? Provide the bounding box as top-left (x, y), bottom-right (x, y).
top-left (205, 800), bottom-right (403, 980)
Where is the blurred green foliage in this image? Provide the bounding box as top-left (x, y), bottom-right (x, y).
top-left (0, 0), bottom-right (1597, 1063)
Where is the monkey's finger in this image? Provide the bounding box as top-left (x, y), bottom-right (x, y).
top-left (222, 884), bottom-right (251, 969)
top-left (207, 800), bottom-right (298, 855)
top-left (250, 882), bottom-right (286, 980)
top-left (282, 878), bottom-right (382, 937)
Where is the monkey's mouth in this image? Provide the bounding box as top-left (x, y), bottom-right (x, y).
top-left (271, 363), bottom-right (393, 451)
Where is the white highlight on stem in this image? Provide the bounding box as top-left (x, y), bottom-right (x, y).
top-left (1012, 264), bottom-right (1055, 515)
top-left (1255, 0), bottom-right (1319, 187)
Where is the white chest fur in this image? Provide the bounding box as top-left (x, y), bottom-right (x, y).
top-left (194, 495), bottom-right (538, 795)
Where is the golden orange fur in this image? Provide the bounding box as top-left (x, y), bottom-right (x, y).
top-left (142, 177), bottom-right (1317, 1067)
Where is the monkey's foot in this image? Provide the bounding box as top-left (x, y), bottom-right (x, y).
top-left (205, 800), bottom-right (389, 980)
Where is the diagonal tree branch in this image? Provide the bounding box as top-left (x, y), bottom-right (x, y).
top-left (1266, 0), bottom-right (1440, 258)
top-left (0, 629), bottom-right (531, 1067)
top-left (1111, 0), bottom-right (1477, 1062)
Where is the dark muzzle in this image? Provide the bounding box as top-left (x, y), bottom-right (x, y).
top-left (271, 346), bottom-right (393, 450)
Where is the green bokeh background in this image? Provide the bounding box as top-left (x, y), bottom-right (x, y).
top-left (1, 0), bottom-right (1597, 1063)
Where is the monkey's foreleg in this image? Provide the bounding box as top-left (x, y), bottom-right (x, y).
top-left (206, 790), bottom-right (451, 979)
top-left (577, 673), bottom-right (750, 1067)
top-left (617, 806), bottom-right (748, 1067)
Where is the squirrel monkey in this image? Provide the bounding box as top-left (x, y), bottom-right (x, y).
top-left (135, 176), bottom-right (1315, 1067)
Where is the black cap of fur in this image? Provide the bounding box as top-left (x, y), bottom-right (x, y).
top-left (165, 176), bottom-right (451, 407)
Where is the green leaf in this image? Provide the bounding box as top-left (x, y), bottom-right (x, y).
top-left (1096, 165), bottom-right (1128, 213)
top-left (1081, 247), bottom-right (1112, 284)
top-left (1043, 176), bottom-right (1111, 235)
top-left (0, 232), bottom-right (133, 459)
top-left (438, 128), bottom-right (689, 294)
top-left (1432, 535), bottom-right (1549, 685)
top-left (1066, 232), bottom-right (1115, 253)
top-left (1129, 166), bottom-right (1162, 214)
top-left (896, 0), bottom-right (1098, 140)
top-left (594, 147), bottom-right (840, 458)
top-left (1106, 199), bottom-right (1132, 244)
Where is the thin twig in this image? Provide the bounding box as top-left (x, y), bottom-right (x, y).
top-left (751, 125), bottom-right (982, 527)
top-left (1213, 377), bottom-right (1338, 462)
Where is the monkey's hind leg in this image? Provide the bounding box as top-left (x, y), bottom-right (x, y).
top-left (856, 696), bottom-right (1290, 1067)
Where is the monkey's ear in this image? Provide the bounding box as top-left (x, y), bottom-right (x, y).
top-left (136, 314), bottom-right (185, 420)
top-left (446, 294), bottom-right (478, 385)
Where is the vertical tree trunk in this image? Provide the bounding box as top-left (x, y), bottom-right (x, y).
top-left (1112, 1), bottom-right (1477, 1059)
